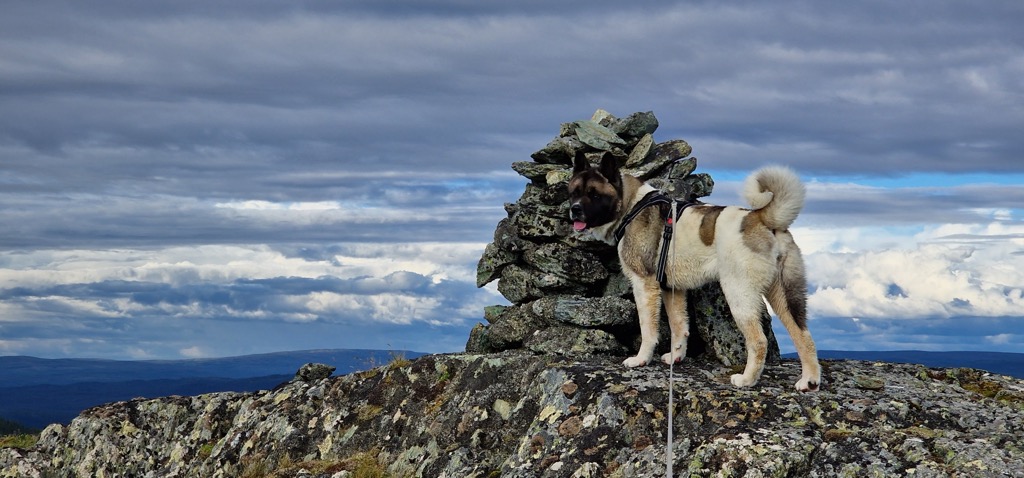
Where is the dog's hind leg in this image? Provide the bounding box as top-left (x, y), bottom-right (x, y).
top-left (766, 233), bottom-right (821, 391)
top-left (661, 288), bottom-right (689, 365)
top-left (720, 281), bottom-right (769, 388)
top-left (624, 276), bottom-right (662, 367)
top-left (730, 315), bottom-right (769, 388)
top-left (767, 280), bottom-right (820, 391)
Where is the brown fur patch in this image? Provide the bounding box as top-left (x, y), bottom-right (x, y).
top-left (697, 206), bottom-right (725, 246)
top-left (781, 252), bottom-right (809, 330)
top-left (568, 176), bottom-right (584, 193)
top-left (619, 207), bottom-right (663, 276)
top-left (740, 211), bottom-right (774, 254)
top-left (592, 181), bottom-right (618, 198)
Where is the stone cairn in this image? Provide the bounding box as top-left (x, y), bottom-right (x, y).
top-left (468, 110), bottom-right (779, 366)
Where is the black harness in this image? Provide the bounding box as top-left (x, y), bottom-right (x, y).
top-left (612, 191), bottom-right (697, 289)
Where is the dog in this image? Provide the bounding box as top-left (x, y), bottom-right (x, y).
top-left (568, 154), bottom-right (821, 391)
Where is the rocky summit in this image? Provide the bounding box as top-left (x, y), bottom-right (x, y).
top-left (3, 352), bottom-right (1024, 477)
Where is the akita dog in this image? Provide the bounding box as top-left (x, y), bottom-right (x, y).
top-left (568, 154), bottom-right (821, 391)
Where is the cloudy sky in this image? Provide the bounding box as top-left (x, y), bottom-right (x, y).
top-left (2, 1), bottom-right (1022, 360)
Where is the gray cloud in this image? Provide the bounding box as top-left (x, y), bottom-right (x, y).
top-left (4, 1), bottom-right (1021, 184)
top-left (2, 1), bottom-right (1022, 359)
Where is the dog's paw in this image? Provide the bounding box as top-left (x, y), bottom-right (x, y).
top-left (795, 377), bottom-right (821, 392)
top-left (661, 352), bottom-right (683, 365)
top-left (730, 374), bottom-right (757, 388)
top-left (622, 356), bottom-right (648, 368)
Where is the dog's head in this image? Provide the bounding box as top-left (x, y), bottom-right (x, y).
top-left (567, 152), bottom-right (622, 232)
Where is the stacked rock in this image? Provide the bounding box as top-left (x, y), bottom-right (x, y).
top-left (468, 110), bottom-right (779, 366)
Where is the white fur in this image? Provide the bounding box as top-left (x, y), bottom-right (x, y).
top-left (743, 166), bottom-right (805, 231)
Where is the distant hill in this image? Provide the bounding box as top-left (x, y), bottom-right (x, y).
top-left (784, 350), bottom-right (1024, 379)
top-left (0, 349), bottom-right (424, 430)
top-left (0, 349), bottom-right (423, 387)
top-left (0, 375), bottom-right (292, 430)
top-left (0, 417), bottom-right (37, 435)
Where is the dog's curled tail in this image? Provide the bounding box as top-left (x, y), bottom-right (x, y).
top-left (743, 166), bottom-right (806, 231)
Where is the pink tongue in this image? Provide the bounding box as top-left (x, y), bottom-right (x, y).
top-left (573, 221), bottom-right (587, 231)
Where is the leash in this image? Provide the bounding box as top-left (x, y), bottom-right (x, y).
top-left (667, 348), bottom-right (676, 477)
top-left (665, 199), bottom-right (680, 478)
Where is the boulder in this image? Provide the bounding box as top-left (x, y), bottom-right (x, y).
top-left (522, 243), bottom-right (608, 285)
top-left (531, 295), bottom-right (637, 328)
top-left (292, 363), bottom-right (336, 383)
top-left (476, 242), bottom-right (516, 287)
top-left (525, 327), bottom-right (627, 356)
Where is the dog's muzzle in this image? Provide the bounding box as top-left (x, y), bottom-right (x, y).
top-left (569, 203), bottom-right (587, 231)
top-left (569, 203), bottom-right (584, 220)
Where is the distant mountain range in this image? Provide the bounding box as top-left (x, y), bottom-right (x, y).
top-left (0, 349), bottom-right (423, 430)
top-left (1, 349), bottom-right (1020, 431)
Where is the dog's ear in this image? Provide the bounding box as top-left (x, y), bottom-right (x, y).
top-left (598, 152), bottom-right (620, 183)
top-left (572, 151), bottom-right (590, 174)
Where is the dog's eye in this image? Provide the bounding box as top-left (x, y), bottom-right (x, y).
top-left (588, 191), bottom-right (600, 200)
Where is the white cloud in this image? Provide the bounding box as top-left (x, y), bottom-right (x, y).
top-left (215, 200), bottom-right (345, 211)
top-left (0, 242), bottom-right (496, 331)
top-left (805, 222), bottom-right (1024, 321)
top-left (986, 334), bottom-right (1016, 346)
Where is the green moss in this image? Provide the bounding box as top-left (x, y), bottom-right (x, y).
top-left (336, 450), bottom-right (398, 478)
top-left (239, 454), bottom-right (271, 478)
top-left (901, 426), bottom-right (940, 440)
top-left (0, 433), bottom-right (38, 450)
top-left (350, 453), bottom-right (388, 478)
top-left (267, 457), bottom-right (347, 477)
top-left (197, 440), bottom-right (216, 460)
top-left (994, 389), bottom-right (1024, 408)
top-left (823, 428), bottom-right (854, 442)
top-left (961, 379), bottom-right (1002, 398)
top-left (357, 404), bottom-right (384, 421)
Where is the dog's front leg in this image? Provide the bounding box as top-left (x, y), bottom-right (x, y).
top-left (661, 288), bottom-right (689, 365)
top-left (623, 276), bottom-right (661, 368)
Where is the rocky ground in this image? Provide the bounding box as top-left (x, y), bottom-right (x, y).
top-left (3, 352), bottom-right (1023, 477)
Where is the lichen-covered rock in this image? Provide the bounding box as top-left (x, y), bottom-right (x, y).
top-left (525, 327), bottom-right (627, 356)
top-left (476, 242), bottom-right (516, 287)
top-left (496, 264), bottom-right (539, 304)
top-left (689, 282), bottom-right (782, 367)
top-left (530, 295), bottom-right (638, 328)
top-left (293, 363), bottom-right (336, 382)
top-left (522, 243), bottom-right (608, 286)
top-left (531, 136), bottom-right (585, 165)
top-left (608, 110), bottom-right (659, 139)
top-left (622, 139), bottom-right (692, 180)
top-left (511, 203), bottom-right (570, 239)
top-left (573, 120), bottom-right (627, 151)
top-left (625, 133), bottom-right (654, 167)
top-left (511, 162), bottom-right (566, 183)
top-left (5, 354), bottom-right (1023, 477)
top-left (470, 303), bottom-right (549, 352)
